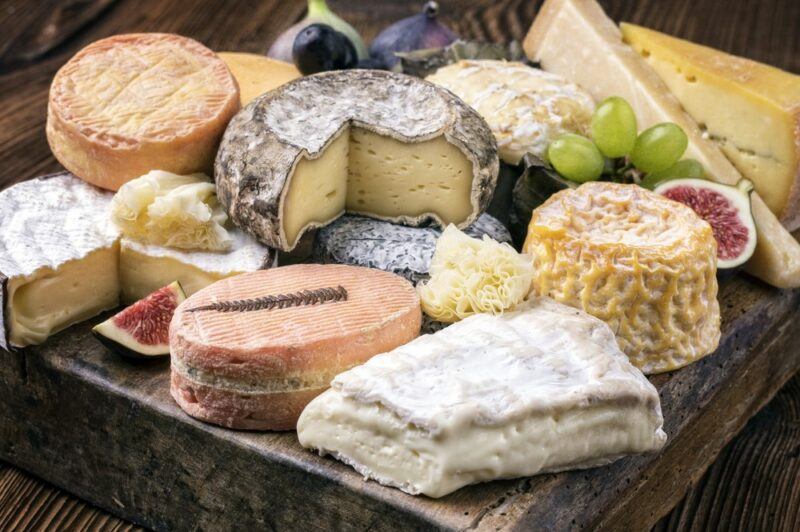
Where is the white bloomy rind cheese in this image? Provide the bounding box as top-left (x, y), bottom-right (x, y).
top-left (215, 69), bottom-right (499, 251)
top-left (298, 297), bottom-right (667, 498)
top-left (119, 230), bottom-right (276, 303)
top-left (523, 0), bottom-right (800, 289)
top-left (426, 60), bottom-right (595, 165)
top-left (523, 182), bottom-right (721, 374)
top-left (0, 174), bottom-right (120, 349)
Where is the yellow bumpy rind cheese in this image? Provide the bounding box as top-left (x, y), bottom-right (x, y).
top-left (418, 225), bottom-right (534, 323)
top-left (523, 182), bottom-right (721, 374)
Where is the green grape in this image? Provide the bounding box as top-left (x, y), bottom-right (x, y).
top-left (640, 158), bottom-right (704, 189)
top-left (547, 134), bottom-right (605, 183)
top-left (591, 96), bottom-right (638, 158)
top-left (630, 122), bottom-right (688, 173)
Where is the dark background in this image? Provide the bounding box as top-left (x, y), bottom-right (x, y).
top-left (0, 0), bottom-right (798, 529)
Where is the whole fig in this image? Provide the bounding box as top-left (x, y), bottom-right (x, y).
top-left (369, 1), bottom-right (458, 70)
top-left (268, 0), bottom-right (367, 62)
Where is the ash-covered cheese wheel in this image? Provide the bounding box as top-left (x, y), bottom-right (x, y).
top-left (523, 182), bottom-right (721, 374)
top-left (47, 33), bottom-right (240, 191)
top-left (169, 264), bottom-right (421, 430)
top-left (215, 69), bottom-right (499, 251)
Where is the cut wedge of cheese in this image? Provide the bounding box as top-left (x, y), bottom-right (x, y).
top-left (119, 231), bottom-right (276, 303)
top-left (298, 297), bottom-right (666, 498)
top-left (619, 23), bottom-right (800, 231)
top-left (47, 33), bottom-right (240, 191)
top-left (523, 182), bottom-right (720, 374)
top-left (218, 52), bottom-right (301, 106)
top-left (0, 174), bottom-right (120, 349)
top-left (524, 0), bottom-right (800, 289)
top-left (215, 69), bottom-right (499, 251)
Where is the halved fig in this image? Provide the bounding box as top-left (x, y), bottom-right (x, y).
top-left (93, 281), bottom-right (186, 359)
top-left (655, 178), bottom-right (757, 270)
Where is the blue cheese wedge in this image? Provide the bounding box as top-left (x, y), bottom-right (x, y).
top-left (119, 229), bottom-right (277, 303)
top-left (298, 297), bottom-right (667, 498)
top-left (0, 173), bottom-right (120, 349)
top-left (312, 213), bottom-right (511, 285)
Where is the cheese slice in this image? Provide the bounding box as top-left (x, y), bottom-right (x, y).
top-left (218, 52), bottom-right (301, 106)
top-left (619, 23), bottom-right (800, 231)
top-left (0, 174), bottom-right (120, 349)
top-left (215, 69), bottom-right (499, 251)
top-left (524, 0), bottom-right (800, 289)
top-left (298, 297), bottom-right (667, 498)
top-left (119, 230), bottom-right (276, 303)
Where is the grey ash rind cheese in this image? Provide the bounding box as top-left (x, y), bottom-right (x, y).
top-left (215, 69), bottom-right (499, 251)
top-left (312, 214), bottom-right (512, 285)
top-left (0, 173), bottom-right (120, 350)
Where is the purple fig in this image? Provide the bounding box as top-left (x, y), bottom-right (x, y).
top-left (267, 0), bottom-right (367, 62)
top-left (369, 1), bottom-right (458, 69)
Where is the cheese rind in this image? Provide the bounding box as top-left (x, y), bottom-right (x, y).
top-left (619, 23), bottom-right (800, 231)
top-left (215, 69), bottom-right (499, 251)
top-left (47, 33), bottom-right (240, 191)
top-left (119, 231), bottom-right (276, 303)
top-left (523, 182), bottom-right (720, 374)
top-left (523, 0), bottom-right (800, 289)
top-left (0, 174), bottom-right (120, 349)
top-left (298, 297), bottom-right (666, 498)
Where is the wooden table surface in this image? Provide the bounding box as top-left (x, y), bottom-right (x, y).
top-left (0, 0), bottom-right (798, 530)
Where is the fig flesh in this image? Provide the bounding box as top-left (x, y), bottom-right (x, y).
top-left (93, 281), bottom-right (186, 359)
top-left (369, 1), bottom-right (458, 70)
top-left (268, 0), bottom-right (367, 62)
top-left (655, 178), bottom-right (757, 270)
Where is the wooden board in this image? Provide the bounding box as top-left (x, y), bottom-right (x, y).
top-left (1, 0), bottom-right (800, 529)
top-left (0, 273), bottom-right (797, 531)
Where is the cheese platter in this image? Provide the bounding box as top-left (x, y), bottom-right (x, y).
top-left (1, 0), bottom-right (799, 529)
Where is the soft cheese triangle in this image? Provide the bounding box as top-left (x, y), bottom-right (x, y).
top-left (0, 173), bottom-right (120, 349)
top-left (298, 297), bottom-right (667, 498)
top-left (215, 69), bottom-right (499, 251)
top-left (523, 0), bottom-right (800, 288)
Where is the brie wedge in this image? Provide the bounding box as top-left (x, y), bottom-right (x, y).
top-left (0, 173), bottom-right (120, 349)
top-left (298, 297), bottom-right (666, 498)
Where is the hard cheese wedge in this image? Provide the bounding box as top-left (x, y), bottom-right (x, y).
top-left (218, 52), bottom-right (300, 106)
top-left (0, 174), bottom-right (120, 349)
top-left (298, 297), bottom-right (666, 498)
top-left (620, 23), bottom-right (800, 231)
top-left (524, 0), bottom-right (800, 288)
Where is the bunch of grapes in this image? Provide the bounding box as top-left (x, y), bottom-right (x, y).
top-left (547, 96), bottom-right (704, 188)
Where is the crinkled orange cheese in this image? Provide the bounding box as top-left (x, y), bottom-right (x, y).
top-left (47, 33), bottom-right (240, 191)
top-left (523, 182), bottom-right (720, 374)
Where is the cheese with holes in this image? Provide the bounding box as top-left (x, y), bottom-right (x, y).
top-left (298, 297), bottom-right (667, 498)
top-left (523, 182), bottom-right (720, 374)
top-left (0, 174), bottom-right (120, 350)
top-left (120, 230), bottom-right (276, 303)
top-left (312, 213), bottom-right (511, 285)
top-left (47, 33), bottom-right (240, 191)
top-left (524, 0), bottom-right (800, 289)
top-left (215, 69), bottom-right (499, 251)
top-left (619, 23), bottom-right (800, 231)
top-left (426, 60), bottom-right (595, 165)
top-left (218, 52), bottom-right (300, 106)
top-left (169, 265), bottom-right (421, 430)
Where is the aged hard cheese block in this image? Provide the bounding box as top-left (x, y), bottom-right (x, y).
top-left (312, 213), bottom-right (511, 285)
top-left (298, 297), bottom-right (667, 498)
top-left (0, 173), bottom-right (120, 350)
top-left (426, 60), bottom-right (595, 165)
top-left (169, 265), bottom-right (421, 430)
top-left (523, 182), bottom-right (720, 374)
top-left (47, 33), bottom-right (240, 191)
top-left (524, 0), bottom-right (800, 289)
top-left (120, 230), bottom-right (276, 303)
top-left (215, 70), bottom-right (499, 251)
top-left (620, 23), bottom-right (800, 231)
top-left (218, 52), bottom-right (300, 106)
